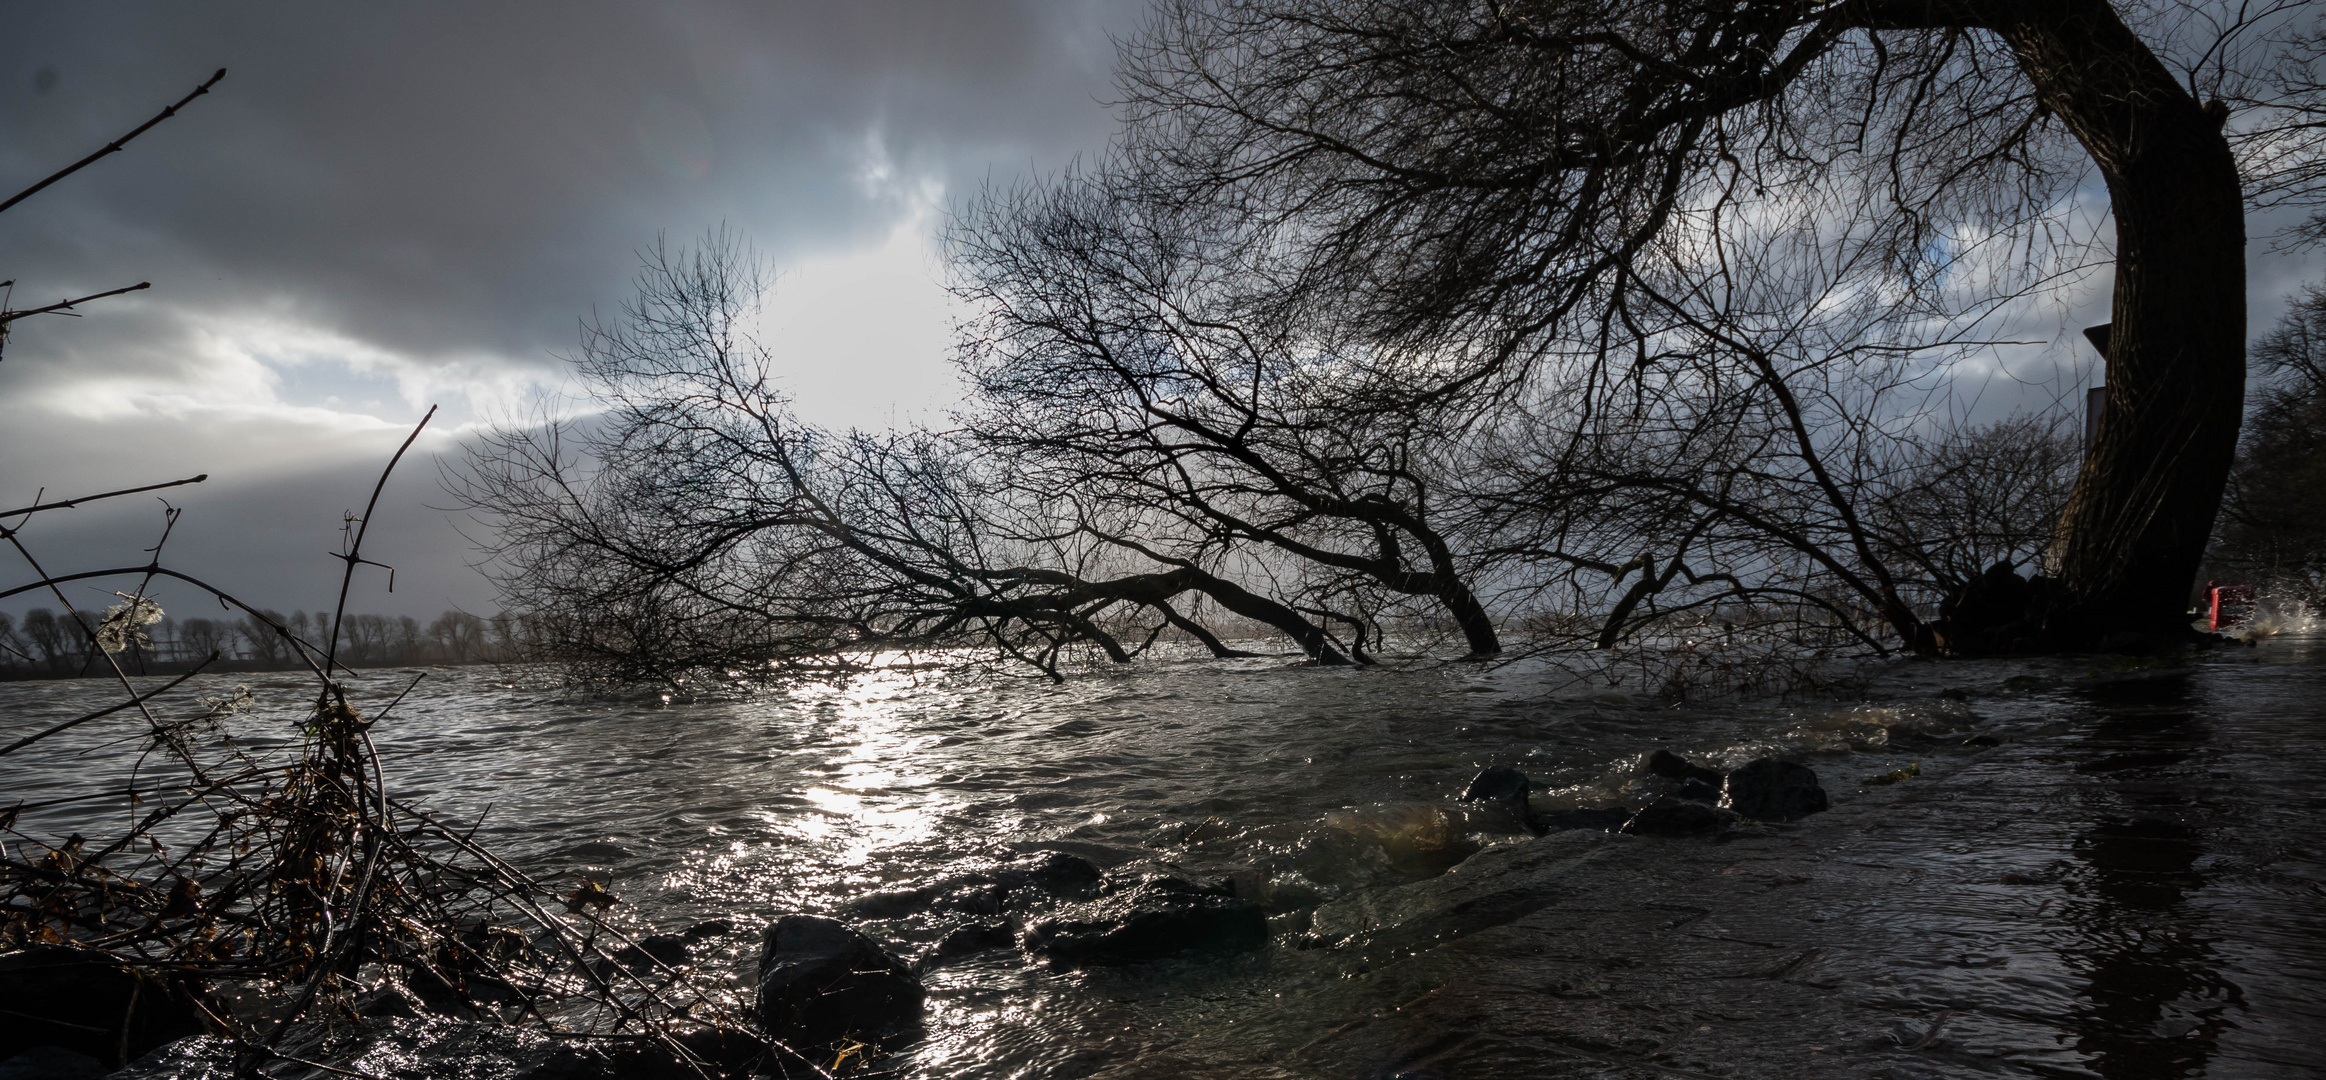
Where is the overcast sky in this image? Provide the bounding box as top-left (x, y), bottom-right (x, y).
top-left (0, 2), bottom-right (1142, 622)
top-left (2, 3), bottom-right (2321, 627)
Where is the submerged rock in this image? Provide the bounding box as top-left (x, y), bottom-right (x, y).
top-left (1620, 797), bottom-right (1727, 837)
top-left (1456, 765), bottom-right (1557, 837)
top-left (922, 923), bottom-right (1017, 970)
top-left (1646, 749), bottom-right (1725, 787)
top-left (0, 946), bottom-right (211, 1067)
top-left (755, 917), bottom-right (923, 1053)
top-left (1719, 758), bottom-right (1830, 821)
top-left (1022, 880), bottom-right (1269, 967)
top-left (611, 933), bottom-right (692, 972)
top-left (845, 851), bottom-right (1104, 923)
top-left (1457, 765), bottom-right (1531, 803)
top-left (993, 850), bottom-right (1103, 896)
top-left (1460, 766), bottom-right (1645, 835)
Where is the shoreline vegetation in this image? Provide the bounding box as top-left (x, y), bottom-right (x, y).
top-left (0, 608), bottom-right (531, 681)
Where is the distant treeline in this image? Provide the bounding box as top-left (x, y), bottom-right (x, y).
top-left (0, 608), bottom-right (529, 679)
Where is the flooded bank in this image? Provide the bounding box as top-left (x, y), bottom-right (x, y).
top-left (4, 635), bottom-right (2322, 1078)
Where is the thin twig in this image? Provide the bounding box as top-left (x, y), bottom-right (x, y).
top-left (0, 69), bottom-right (226, 217)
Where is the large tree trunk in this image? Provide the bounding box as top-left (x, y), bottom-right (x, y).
top-left (1993, 0), bottom-right (2247, 646)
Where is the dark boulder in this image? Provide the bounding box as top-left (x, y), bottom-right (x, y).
top-left (1022, 880), bottom-right (1269, 967)
top-left (1457, 766), bottom-right (1549, 836)
top-left (992, 851), bottom-right (1102, 897)
top-left (1535, 806), bottom-right (1633, 832)
top-left (1645, 749), bottom-right (1724, 787)
top-left (1719, 758), bottom-right (1830, 822)
top-left (843, 851), bottom-right (1105, 923)
top-left (1457, 765), bottom-right (1531, 803)
top-left (921, 923), bottom-right (1017, 970)
top-left (612, 933), bottom-right (692, 972)
top-left (844, 885), bottom-right (942, 921)
top-left (1620, 797), bottom-right (1727, 837)
top-left (755, 917), bottom-right (923, 1053)
top-left (0, 946), bottom-right (210, 1067)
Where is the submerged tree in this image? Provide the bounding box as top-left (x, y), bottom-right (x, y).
top-left (952, 177), bottom-right (1504, 658)
top-left (1098, 0), bottom-right (2325, 649)
top-left (456, 233), bottom-right (1383, 684)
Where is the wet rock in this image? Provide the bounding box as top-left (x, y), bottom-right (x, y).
top-left (612, 933), bottom-right (692, 971)
top-left (993, 850), bottom-right (1103, 897)
top-left (1534, 806), bottom-right (1632, 832)
top-left (1022, 880), bottom-right (1269, 967)
top-left (1007, 840), bottom-right (1142, 869)
top-left (0, 946), bottom-right (211, 1067)
top-left (0, 1046), bottom-right (109, 1080)
top-left (931, 881), bottom-right (1010, 916)
top-left (1645, 749), bottom-right (1725, 787)
top-left (755, 916), bottom-right (924, 1052)
top-left (921, 923), bottom-right (1017, 969)
top-left (844, 852), bottom-right (1105, 924)
top-left (1457, 765), bottom-right (1531, 803)
top-left (1620, 797), bottom-right (1726, 837)
top-left (1457, 766), bottom-right (1550, 836)
top-left (844, 886), bottom-right (940, 921)
top-left (1719, 758), bottom-right (1830, 822)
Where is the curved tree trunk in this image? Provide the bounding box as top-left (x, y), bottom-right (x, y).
top-left (1993, 0), bottom-right (2246, 646)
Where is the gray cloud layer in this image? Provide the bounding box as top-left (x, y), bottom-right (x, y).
top-left (1, 1), bottom-right (1141, 620)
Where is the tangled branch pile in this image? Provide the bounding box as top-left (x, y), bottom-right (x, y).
top-left (0, 432), bottom-right (802, 1078)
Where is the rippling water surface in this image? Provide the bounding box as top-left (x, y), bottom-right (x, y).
top-left (5, 636), bottom-right (2323, 1078)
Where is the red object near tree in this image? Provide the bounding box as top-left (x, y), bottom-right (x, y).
top-left (2209, 583), bottom-right (2256, 631)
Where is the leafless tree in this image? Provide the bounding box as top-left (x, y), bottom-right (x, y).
top-left (950, 176), bottom-right (1503, 657)
top-left (455, 232), bottom-right (1376, 685)
top-left (2215, 282), bottom-right (2326, 597)
top-left (1096, 0), bottom-right (2326, 649)
top-left (1438, 203), bottom-right (2083, 655)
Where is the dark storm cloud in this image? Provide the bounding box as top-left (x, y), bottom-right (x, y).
top-left (0, 1), bottom-right (1146, 619)
top-left (0, 1), bottom-right (1136, 368)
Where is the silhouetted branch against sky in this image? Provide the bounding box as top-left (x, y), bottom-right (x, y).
top-left (0, 1), bottom-right (2318, 624)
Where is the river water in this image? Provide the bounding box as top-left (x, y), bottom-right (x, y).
top-left (4, 635), bottom-right (2323, 1079)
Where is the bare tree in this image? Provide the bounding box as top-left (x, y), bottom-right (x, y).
top-left (2215, 282), bottom-right (2326, 597)
top-left (1098, 0), bottom-right (2325, 649)
top-left (951, 176), bottom-right (1503, 657)
top-left (177, 616), bottom-right (231, 662)
top-left (455, 232), bottom-right (1371, 685)
top-left (427, 610), bottom-right (490, 664)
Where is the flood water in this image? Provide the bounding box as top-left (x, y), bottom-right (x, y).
top-left (4, 634), bottom-right (2323, 1079)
